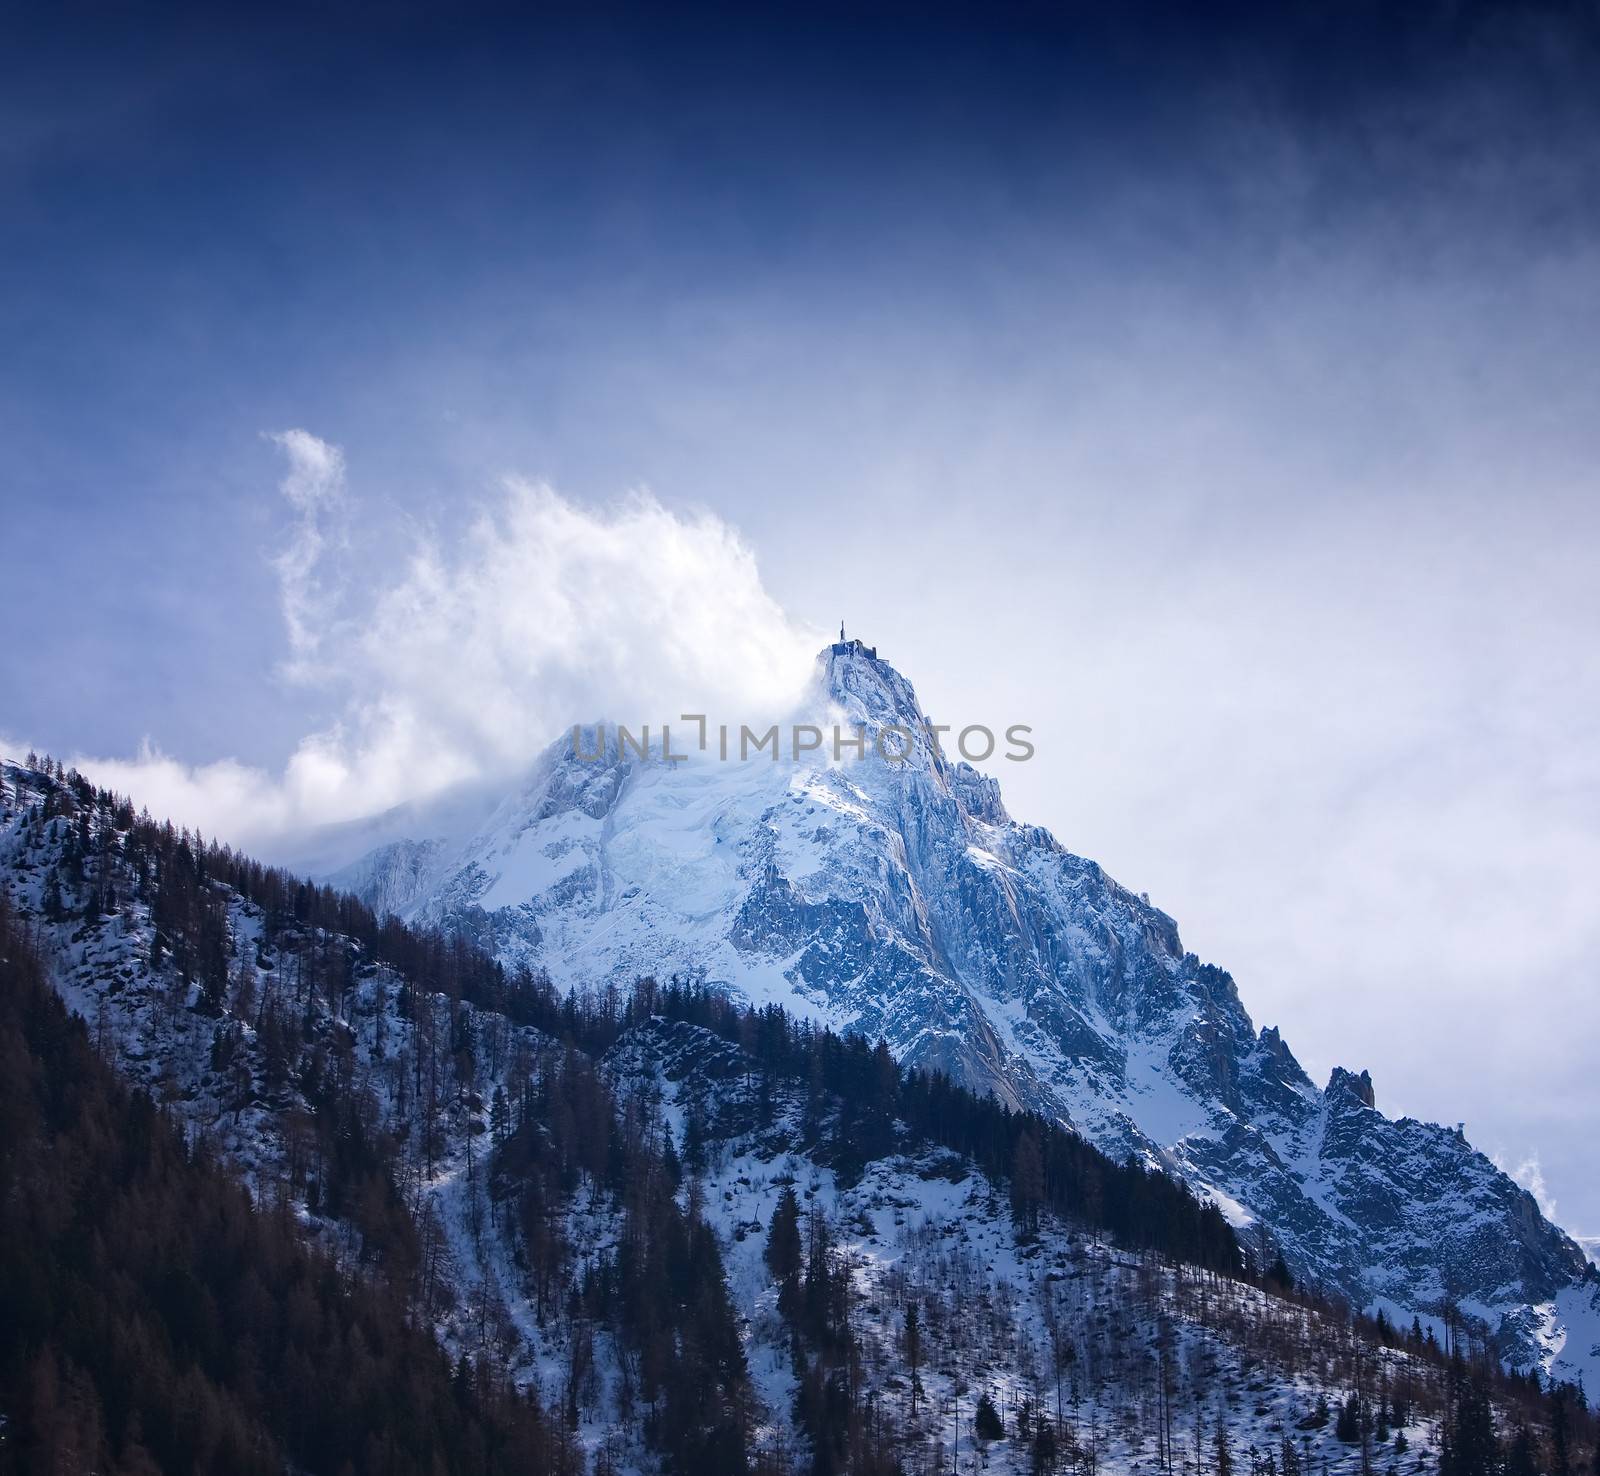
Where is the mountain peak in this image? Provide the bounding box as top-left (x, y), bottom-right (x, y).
top-left (313, 652), bottom-right (1599, 1386)
top-left (809, 635), bottom-right (929, 737)
top-left (1327, 1065), bottom-right (1377, 1110)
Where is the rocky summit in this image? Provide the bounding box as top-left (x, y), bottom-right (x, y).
top-left (333, 641), bottom-right (1600, 1382)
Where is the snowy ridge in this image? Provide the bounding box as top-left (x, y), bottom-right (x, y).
top-left (0, 757), bottom-right (1585, 1472)
top-left (331, 643), bottom-right (1600, 1382)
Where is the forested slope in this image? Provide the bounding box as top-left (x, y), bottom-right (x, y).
top-left (0, 755), bottom-right (1593, 1476)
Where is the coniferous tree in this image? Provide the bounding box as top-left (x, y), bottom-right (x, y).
top-left (1506, 1425), bottom-right (1538, 1476)
top-left (1338, 1394), bottom-right (1363, 1443)
top-left (1215, 1419), bottom-right (1235, 1476)
top-left (903, 1298), bottom-right (923, 1416)
top-left (1033, 1417), bottom-right (1059, 1476)
top-left (1553, 1383), bottom-right (1574, 1476)
top-left (976, 1392), bottom-right (1004, 1442)
top-left (1442, 1376), bottom-right (1497, 1476)
top-left (765, 1185), bottom-right (804, 1325)
top-left (1011, 1129), bottom-right (1046, 1236)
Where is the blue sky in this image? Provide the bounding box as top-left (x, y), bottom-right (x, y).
top-left (4, 1), bottom-right (1599, 1232)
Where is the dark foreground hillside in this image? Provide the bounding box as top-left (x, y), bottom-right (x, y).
top-left (0, 896), bottom-right (574, 1476)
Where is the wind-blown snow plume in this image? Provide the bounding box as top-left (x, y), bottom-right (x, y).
top-left (268, 428), bottom-right (348, 673)
top-left (1501, 1154), bottom-right (1559, 1223)
top-left (48, 432), bottom-right (820, 851)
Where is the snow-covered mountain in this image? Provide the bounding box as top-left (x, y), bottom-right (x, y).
top-left (333, 639), bottom-right (1600, 1382)
top-left (2, 753), bottom-right (1591, 1473)
top-left (0, 758), bottom-right (1494, 1474)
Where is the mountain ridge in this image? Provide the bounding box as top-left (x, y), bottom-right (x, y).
top-left (2, 750), bottom-right (1593, 1475)
top-left (329, 642), bottom-right (1600, 1381)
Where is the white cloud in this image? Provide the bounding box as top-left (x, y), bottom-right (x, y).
top-left (267, 428), bottom-right (348, 673)
top-left (55, 433), bottom-right (821, 851)
top-left (1497, 1153), bottom-right (1559, 1223)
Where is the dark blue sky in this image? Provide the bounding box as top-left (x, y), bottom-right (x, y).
top-left (4, 0), bottom-right (1600, 1231)
top-left (8, 0), bottom-right (1596, 754)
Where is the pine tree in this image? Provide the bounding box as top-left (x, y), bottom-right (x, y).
top-left (764, 1186), bottom-right (803, 1325)
top-left (1505, 1426), bottom-right (1537, 1476)
top-left (1552, 1383), bottom-right (1573, 1476)
top-left (1011, 1129), bottom-right (1045, 1236)
top-left (683, 1102), bottom-right (707, 1172)
top-left (1216, 1419), bottom-right (1234, 1476)
top-left (1336, 1394), bottom-right (1362, 1443)
top-left (1443, 1376), bottom-right (1496, 1476)
top-left (976, 1392), bottom-right (1004, 1442)
top-left (801, 1206), bottom-right (840, 1348)
top-left (903, 1299), bottom-right (923, 1415)
top-left (1033, 1417), bottom-right (1058, 1476)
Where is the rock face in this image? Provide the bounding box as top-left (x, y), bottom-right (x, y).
top-left (333, 642), bottom-right (1600, 1380)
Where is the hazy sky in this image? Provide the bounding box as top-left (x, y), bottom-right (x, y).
top-left (4, 3), bottom-right (1598, 1233)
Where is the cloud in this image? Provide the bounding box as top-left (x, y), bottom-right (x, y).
top-left (1497, 1153), bottom-right (1559, 1224)
top-left (267, 428), bottom-right (348, 673)
top-left (53, 433), bottom-right (821, 852)
top-left (350, 476), bottom-right (821, 769)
